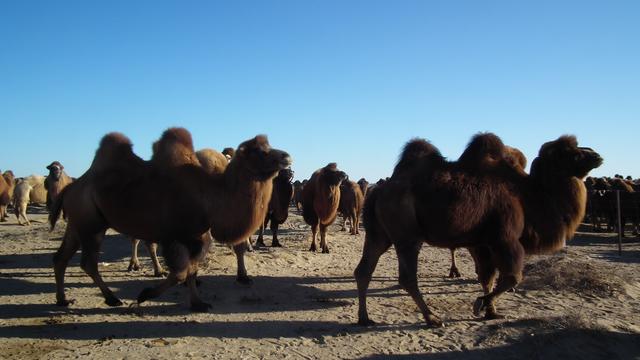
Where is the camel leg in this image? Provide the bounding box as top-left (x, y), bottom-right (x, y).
top-left (354, 213), bottom-right (360, 235)
top-left (138, 241), bottom-right (193, 307)
top-left (0, 205), bottom-right (6, 222)
top-left (144, 241), bottom-right (166, 277)
top-left (128, 238), bottom-right (141, 272)
top-left (354, 231), bottom-right (392, 326)
top-left (137, 271), bottom-right (182, 304)
top-left (271, 220), bottom-right (282, 247)
top-left (53, 229), bottom-right (81, 306)
top-left (320, 224), bottom-right (329, 253)
top-left (186, 271), bottom-right (211, 312)
top-left (234, 241), bottom-right (253, 285)
top-left (80, 232), bottom-right (122, 306)
top-left (473, 241), bottom-right (524, 319)
top-left (309, 223), bottom-right (318, 252)
top-left (448, 248), bottom-right (461, 278)
top-left (256, 220), bottom-right (266, 247)
top-left (349, 214), bottom-right (358, 235)
top-left (20, 205), bottom-right (30, 226)
top-left (340, 214), bottom-right (347, 231)
top-left (469, 246), bottom-right (498, 319)
top-left (396, 241), bottom-right (443, 327)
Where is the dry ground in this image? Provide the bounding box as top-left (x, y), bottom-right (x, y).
top-left (0, 205), bottom-right (639, 359)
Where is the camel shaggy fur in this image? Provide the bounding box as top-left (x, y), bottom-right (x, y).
top-left (256, 168), bottom-right (294, 247)
top-left (0, 170), bottom-right (13, 222)
top-left (50, 128), bottom-right (290, 311)
top-left (127, 147), bottom-right (232, 277)
top-left (23, 175), bottom-right (47, 204)
top-left (357, 178), bottom-right (369, 199)
top-left (13, 179), bottom-right (33, 225)
top-left (338, 180), bottom-right (365, 235)
top-left (302, 163), bottom-right (348, 253)
top-left (44, 161), bottom-right (74, 212)
top-left (355, 133), bottom-right (602, 327)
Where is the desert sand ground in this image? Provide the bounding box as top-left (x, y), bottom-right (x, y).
top-left (0, 205), bottom-right (639, 359)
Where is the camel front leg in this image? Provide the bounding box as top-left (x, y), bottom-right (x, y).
top-left (233, 241), bottom-right (252, 285)
top-left (448, 248), bottom-right (461, 278)
top-left (309, 223), bottom-right (318, 252)
top-left (354, 231), bottom-right (392, 326)
top-left (320, 224), bottom-right (330, 253)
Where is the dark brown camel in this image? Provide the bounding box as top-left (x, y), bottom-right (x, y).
top-left (127, 147), bottom-right (230, 277)
top-left (302, 163), bottom-right (347, 253)
top-left (256, 168), bottom-right (294, 247)
top-left (50, 128), bottom-right (290, 311)
top-left (355, 133), bottom-right (602, 327)
top-left (338, 180), bottom-right (365, 235)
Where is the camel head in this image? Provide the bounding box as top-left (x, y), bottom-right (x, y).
top-left (320, 163), bottom-right (348, 187)
top-left (278, 168), bottom-right (294, 182)
top-left (531, 135), bottom-right (603, 180)
top-left (234, 135), bottom-right (292, 181)
top-left (46, 161), bottom-right (64, 180)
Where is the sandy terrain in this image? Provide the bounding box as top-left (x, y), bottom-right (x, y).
top-left (0, 205), bottom-right (639, 359)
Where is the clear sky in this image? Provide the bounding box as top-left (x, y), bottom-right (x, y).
top-left (1, 1), bottom-right (638, 181)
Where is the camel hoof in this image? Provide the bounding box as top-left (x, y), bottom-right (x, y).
top-left (127, 263), bottom-right (141, 272)
top-left (236, 275), bottom-right (253, 286)
top-left (105, 297), bottom-right (124, 307)
top-left (309, 246), bottom-right (317, 252)
top-left (357, 318), bottom-right (377, 327)
top-left (190, 302), bottom-right (212, 313)
top-left (322, 248), bottom-right (330, 254)
top-left (473, 297), bottom-right (486, 316)
top-left (271, 241), bottom-right (282, 247)
top-left (448, 268), bottom-right (461, 278)
top-left (153, 270), bottom-right (168, 278)
top-left (426, 315), bottom-right (444, 328)
top-left (137, 287), bottom-right (154, 304)
top-left (56, 298), bottom-right (76, 307)
top-left (484, 312), bottom-right (505, 320)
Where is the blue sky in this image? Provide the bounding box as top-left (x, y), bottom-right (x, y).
top-left (1, 1), bottom-right (638, 181)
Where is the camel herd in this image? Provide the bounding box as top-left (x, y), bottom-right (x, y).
top-left (2, 127), bottom-right (630, 327)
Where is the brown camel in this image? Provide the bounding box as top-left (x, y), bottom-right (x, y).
top-left (355, 133), bottom-right (602, 327)
top-left (127, 147), bottom-right (231, 277)
top-left (357, 178), bottom-right (369, 199)
top-left (50, 128), bottom-right (291, 311)
top-left (256, 168), bottom-right (294, 247)
top-left (447, 144), bottom-right (528, 279)
top-left (44, 161), bottom-right (73, 212)
top-left (338, 180), bottom-right (365, 235)
top-left (302, 163), bottom-right (347, 253)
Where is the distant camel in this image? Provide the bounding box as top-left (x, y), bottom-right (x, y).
top-left (256, 168), bottom-right (294, 247)
top-left (44, 161), bottom-right (74, 213)
top-left (50, 128), bottom-right (290, 311)
top-left (355, 133), bottom-right (601, 327)
top-left (302, 163), bottom-right (347, 253)
top-left (338, 180), bottom-right (365, 235)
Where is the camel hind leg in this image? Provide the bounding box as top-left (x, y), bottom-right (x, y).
top-left (138, 239), bottom-right (211, 312)
top-left (395, 241), bottom-right (443, 327)
top-left (234, 241), bottom-right (252, 285)
top-left (469, 246), bottom-right (499, 318)
top-left (354, 230), bottom-right (392, 326)
top-left (53, 227), bottom-right (81, 306)
top-left (144, 241), bottom-right (166, 277)
top-left (448, 248), bottom-right (462, 278)
top-left (271, 220), bottom-right (282, 247)
top-left (80, 231), bottom-right (123, 306)
top-left (128, 238), bottom-right (141, 272)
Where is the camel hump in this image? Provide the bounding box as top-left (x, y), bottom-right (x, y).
top-left (392, 138), bottom-right (443, 178)
top-left (195, 148), bottom-right (228, 175)
top-left (457, 132), bottom-right (506, 169)
top-left (89, 132), bottom-right (136, 171)
top-left (151, 127), bottom-right (200, 168)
